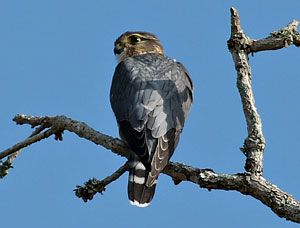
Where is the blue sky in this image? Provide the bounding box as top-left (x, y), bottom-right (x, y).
top-left (1, 1), bottom-right (300, 227)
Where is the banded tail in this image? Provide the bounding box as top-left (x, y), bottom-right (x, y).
top-left (128, 161), bottom-right (157, 207)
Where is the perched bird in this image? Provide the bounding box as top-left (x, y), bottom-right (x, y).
top-left (110, 31), bottom-right (193, 207)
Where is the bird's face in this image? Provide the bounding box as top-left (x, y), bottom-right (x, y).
top-left (114, 31), bottom-right (164, 62)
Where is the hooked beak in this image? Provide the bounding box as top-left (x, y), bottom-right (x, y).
top-left (114, 43), bottom-right (124, 55)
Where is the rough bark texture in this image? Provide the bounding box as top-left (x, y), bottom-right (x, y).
top-left (227, 7), bottom-right (266, 175)
top-left (1, 113), bottom-right (300, 223)
top-left (1, 7), bottom-right (300, 224)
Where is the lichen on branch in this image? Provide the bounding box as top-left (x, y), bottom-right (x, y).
top-left (1, 7), bottom-right (300, 224)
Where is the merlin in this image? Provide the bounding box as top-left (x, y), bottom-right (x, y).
top-left (110, 31), bottom-right (193, 207)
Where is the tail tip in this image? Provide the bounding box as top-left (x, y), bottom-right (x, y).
top-left (129, 200), bottom-right (150, 208)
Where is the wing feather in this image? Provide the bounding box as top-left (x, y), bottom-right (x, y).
top-left (110, 54), bottom-right (193, 185)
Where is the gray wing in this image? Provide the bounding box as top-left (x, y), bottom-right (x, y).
top-left (110, 54), bottom-right (193, 183)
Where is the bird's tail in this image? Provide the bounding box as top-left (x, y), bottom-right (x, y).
top-left (128, 161), bottom-right (157, 207)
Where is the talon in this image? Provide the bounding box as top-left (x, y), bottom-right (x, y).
top-left (54, 131), bottom-right (64, 141)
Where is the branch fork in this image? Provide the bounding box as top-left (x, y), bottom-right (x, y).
top-left (1, 7), bottom-right (300, 223)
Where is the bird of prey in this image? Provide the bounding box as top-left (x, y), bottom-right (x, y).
top-left (110, 31), bottom-right (193, 207)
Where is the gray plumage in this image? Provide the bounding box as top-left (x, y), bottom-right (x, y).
top-left (110, 53), bottom-right (193, 206)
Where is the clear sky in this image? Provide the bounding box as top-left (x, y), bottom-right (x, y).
top-left (1, 1), bottom-right (300, 227)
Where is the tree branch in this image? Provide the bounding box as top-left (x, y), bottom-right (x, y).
top-left (0, 128), bottom-right (55, 161)
top-left (163, 162), bottom-right (300, 222)
top-left (0, 120), bottom-right (59, 178)
top-left (10, 114), bottom-right (132, 159)
top-left (1, 114), bottom-right (299, 223)
top-left (228, 7), bottom-right (266, 175)
top-left (227, 9), bottom-right (299, 176)
top-left (250, 20), bottom-right (300, 52)
top-left (75, 161), bottom-right (129, 202)
top-left (1, 7), bottom-right (299, 224)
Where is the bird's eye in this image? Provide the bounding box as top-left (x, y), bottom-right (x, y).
top-left (129, 35), bottom-right (142, 44)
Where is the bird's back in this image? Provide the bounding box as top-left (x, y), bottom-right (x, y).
top-left (110, 53), bottom-right (193, 207)
top-left (110, 53), bottom-right (193, 136)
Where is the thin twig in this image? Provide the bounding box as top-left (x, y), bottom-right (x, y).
top-left (249, 19), bottom-right (300, 52)
top-left (2, 122), bottom-right (50, 172)
top-left (1, 7), bottom-right (300, 224)
top-left (74, 162), bottom-right (129, 202)
top-left (0, 128), bottom-right (55, 160)
top-left (0, 126), bottom-right (56, 178)
top-left (2, 114), bottom-right (299, 222)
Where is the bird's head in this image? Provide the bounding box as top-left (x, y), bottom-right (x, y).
top-left (114, 31), bottom-right (164, 62)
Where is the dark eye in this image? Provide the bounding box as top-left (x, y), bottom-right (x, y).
top-left (129, 35), bottom-right (142, 44)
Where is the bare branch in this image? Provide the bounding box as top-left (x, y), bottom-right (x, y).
top-left (163, 162), bottom-right (300, 223)
top-left (1, 7), bottom-right (299, 224)
top-left (12, 114), bottom-right (132, 159)
top-left (2, 113), bottom-right (299, 222)
top-left (0, 120), bottom-right (55, 178)
top-left (226, 7), bottom-right (300, 222)
top-left (249, 20), bottom-right (300, 52)
top-left (228, 7), bottom-right (266, 175)
top-left (0, 150), bottom-right (21, 178)
top-left (75, 162), bottom-right (129, 202)
top-left (227, 8), bottom-right (299, 175)
top-left (228, 8), bottom-right (300, 54)
top-left (0, 128), bottom-right (55, 160)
